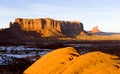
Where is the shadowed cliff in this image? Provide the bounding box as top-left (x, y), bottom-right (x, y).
top-left (0, 18), bottom-right (89, 41)
top-left (13, 18), bottom-right (87, 37)
top-left (0, 22), bottom-right (41, 41)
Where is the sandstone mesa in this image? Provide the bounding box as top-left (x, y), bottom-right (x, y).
top-left (0, 18), bottom-right (90, 40)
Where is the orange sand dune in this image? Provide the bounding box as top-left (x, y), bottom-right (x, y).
top-left (24, 47), bottom-right (120, 74)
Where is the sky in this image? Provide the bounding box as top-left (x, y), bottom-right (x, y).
top-left (0, 0), bottom-right (120, 32)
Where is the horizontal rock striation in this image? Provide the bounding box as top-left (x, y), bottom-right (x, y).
top-left (10, 18), bottom-right (86, 37)
top-left (0, 18), bottom-right (89, 41)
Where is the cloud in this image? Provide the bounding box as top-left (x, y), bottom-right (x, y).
top-left (0, 5), bottom-right (26, 17)
top-left (0, 3), bottom-right (77, 18)
top-left (0, 1), bottom-right (120, 32)
top-left (0, 1), bottom-right (120, 18)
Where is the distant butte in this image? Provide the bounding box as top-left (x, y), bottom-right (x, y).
top-left (91, 26), bottom-right (100, 33)
top-left (0, 18), bottom-right (89, 41)
top-left (12, 18), bottom-right (87, 37)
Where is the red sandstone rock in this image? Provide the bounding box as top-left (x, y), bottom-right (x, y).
top-left (91, 26), bottom-right (100, 33)
top-left (24, 47), bottom-right (120, 74)
top-left (0, 28), bottom-right (2, 31)
top-left (10, 18), bottom-right (87, 37)
top-left (0, 18), bottom-right (89, 41)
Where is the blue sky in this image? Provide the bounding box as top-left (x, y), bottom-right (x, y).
top-left (0, 0), bottom-right (120, 32)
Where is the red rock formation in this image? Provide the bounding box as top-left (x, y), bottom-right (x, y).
top-left (0, 28), bottom-right (2, 31)
top-left (24, 47), bottom-right (120, 74)
top-left (91, 26), bottom-right (100, 33)
top-left (10, 18), bottom-right (86, 37)
top-left (0, 18), bottom-right (89, 41)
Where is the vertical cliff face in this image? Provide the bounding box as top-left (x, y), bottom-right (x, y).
top-left (60, 21), bottom-right (83, 37)
top-left (10, 18), bottom-right (86, 37)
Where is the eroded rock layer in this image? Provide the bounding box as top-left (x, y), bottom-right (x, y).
top-left (10, 18), bottom-right (85, 37)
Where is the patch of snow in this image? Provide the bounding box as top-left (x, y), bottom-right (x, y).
top-left (0, 46), bottom-right (51, 65)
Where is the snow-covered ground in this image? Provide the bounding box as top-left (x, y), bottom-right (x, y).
top-left (64, 44), bottom-right (93, 47)
top-left (0, 46), bottom-right (51, 65)
top-left (0, 46), bottom-right (50, 51)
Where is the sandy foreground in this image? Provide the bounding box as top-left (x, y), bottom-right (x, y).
top-left (24, 47), bottom-right (120, 74)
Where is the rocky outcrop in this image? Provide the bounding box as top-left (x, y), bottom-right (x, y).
top-left (24, 47), bottom-right (120, 74)
top-left (0, 18), bottom-right (89, 41)
top-left (10, 18), bottom-right (86, 37)
top-left (91, 26), bottom-right (100, 33)
top-left (0, 28), bottom-right (2, 31)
